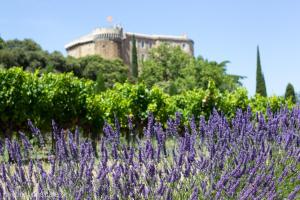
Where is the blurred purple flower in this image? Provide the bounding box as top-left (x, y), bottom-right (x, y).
top-left (287, 185), bottom-right (300, 200)
top-left (189, 187), bottom-right (199, 200)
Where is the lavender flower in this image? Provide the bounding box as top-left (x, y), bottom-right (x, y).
top-left (28, 120), bottom-right (44, 146)
top-left (189, 187), bottom-right (199, 200)
top-left (146, 112), bottom-right (154, 138)
top-left (0, 109), bottom-right (298, 199)
top-left (19, 131), bottom-right (32, 156)
top-left (228, 179), bottom-right (240, 196)
top-left (288, 185), bottom-right (300, 200)
top-left (147, 162), bottom-right (156, 178)
top-left (155, 179), bottom-right (165, 196)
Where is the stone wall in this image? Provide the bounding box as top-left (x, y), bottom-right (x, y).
top-left (67, 42), bottom-right (95, 58)
top-left (94, 40), bottom-right (122, 60)
top-left (122, 34), bottom-right (194, 66)
top-left (66, 40), bottom-right (122, 60)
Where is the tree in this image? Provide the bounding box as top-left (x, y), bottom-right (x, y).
top-left (64, 56), bottom-right (82, 76)
top-left (285, 83), bottom-right (296, 103)
top-left (194, 56), bottom-right (243, 92)
top-left (82, 60), bottom-right (102, 80)
top-left (0, 37), bottom-right (5, 49)
top-left (95, 72), bottom-right (106, 93)
top-left (47, 51), bottom-right (66, 72)
top-left (131, 35), bottom-right (138, 81)
top-left (140, 43), bottom-right (195, 94)
top-left (140, 43), bottom-right (243, 94)
top-left (80, 55), bottom-right (128, 89)
top-left (256, 46), bottom-right (267, 96)
top-left (0, 38), bottom-right (48, 70)
top-left (5, 39), bottom-right (42, 51)
top-left (168, 81), bottom-right (178, 95)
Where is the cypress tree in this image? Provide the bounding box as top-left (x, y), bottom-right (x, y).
top-left (256, 46), bottom-right (267, 96)
top-left (0, 37), bottom-right (5, 49)
top-left (285, 83), bottom-right (296, 103)
top-left (131, 35), bottom-right (138, 81)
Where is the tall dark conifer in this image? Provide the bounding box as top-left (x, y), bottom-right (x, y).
top-left (256, 46), bottom-right (267, 96)
top-left (131, 35), bottom-right (138, 81)
top-left (285, 83), bottom-right (296, 103)
top-left (0, 37), bottom-right (5, 49)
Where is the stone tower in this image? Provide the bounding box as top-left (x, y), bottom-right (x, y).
top-left (93, 27), bottom-right (123, 60)
top-left (65, 26), bottom-right (123, 60)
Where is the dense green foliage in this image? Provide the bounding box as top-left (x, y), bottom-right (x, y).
top-left (256, 46), bottom-right (267, 96)
top-left (0, 67), bottom-right (294, 137)
top-left (285, 83), bottom-right (297, 103)
top-left (0, 39), bottom-right (48, 70)
top-left (0, 37), bottom-right (244, 95)
top-left (0, 38), bottom-right (128, 91)
top-left (194, 57), bottom-right (243, 92)
top-left (131, 35), bottom-right (138, 81)
top-left (0, 67), bottom-right (95, 136)
top-left (79, 55), bottom-right (128, 89)
top-left (140, 43), bottom-right (243, 94)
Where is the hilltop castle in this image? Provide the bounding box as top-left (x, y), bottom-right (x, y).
top-left (65, 26), bottom-right (194, 65)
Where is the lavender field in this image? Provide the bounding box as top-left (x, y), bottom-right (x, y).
top-left (0, 107), bottom-right (299, 199)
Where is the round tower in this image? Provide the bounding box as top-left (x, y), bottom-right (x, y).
top-left (93, 26), bottom-right (123, 60)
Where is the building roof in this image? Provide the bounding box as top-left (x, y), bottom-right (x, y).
top-left (65, 27), bottom-right (193, 50)
top-left (125, 32), bottom-right (193, 43)
top-left (65, 33), bottom-right (94, 49)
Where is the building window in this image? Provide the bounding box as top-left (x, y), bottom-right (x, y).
top-left (141, 41), bottom-right (144, 48)
top-left (182, 43), bottom-right (186, 48)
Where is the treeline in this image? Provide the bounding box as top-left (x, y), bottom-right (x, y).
top-left (0, 67), bottom-right (293, 138)
top-left (0, 38), bottom-right (128, 91)
top-left (1, 37), bottom-right (298, 101)
top-left (0, 37), bottom-right (243, 94)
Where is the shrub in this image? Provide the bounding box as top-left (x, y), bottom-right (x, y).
top-left (0, 68), bottom-right (295, 139)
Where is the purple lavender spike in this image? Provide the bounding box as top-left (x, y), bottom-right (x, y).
top-left (112, 143), bottom-right (118, 160)
top-left (189, 187), bottom-right (199, 200)
top-left (1, 163), bottom-right (7, 183)
top-left (166, 188), bottom-right (173, 200)
top-left (156, 179), bottom-right (165, 196)
top-left (147, 162), bottom-right (156, 178)
top-left (228, 179), bottom-right (240, 196)
top-left (189, 115), bottom-right (198, 136)
top-left (28, 120), bottom-right (44, 146)
top-left (146, 112), bottom-right (154, 138)
top-left (19, 131), bottom-right (33, 155)
top-left (287, 185), bottom-right (300, 200)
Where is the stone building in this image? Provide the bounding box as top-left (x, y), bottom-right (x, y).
top-left (65, 26), bottom-right (194, 66)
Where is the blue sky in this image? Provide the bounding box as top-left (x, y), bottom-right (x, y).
top-left (1, 1), bottom-right (299, 96)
